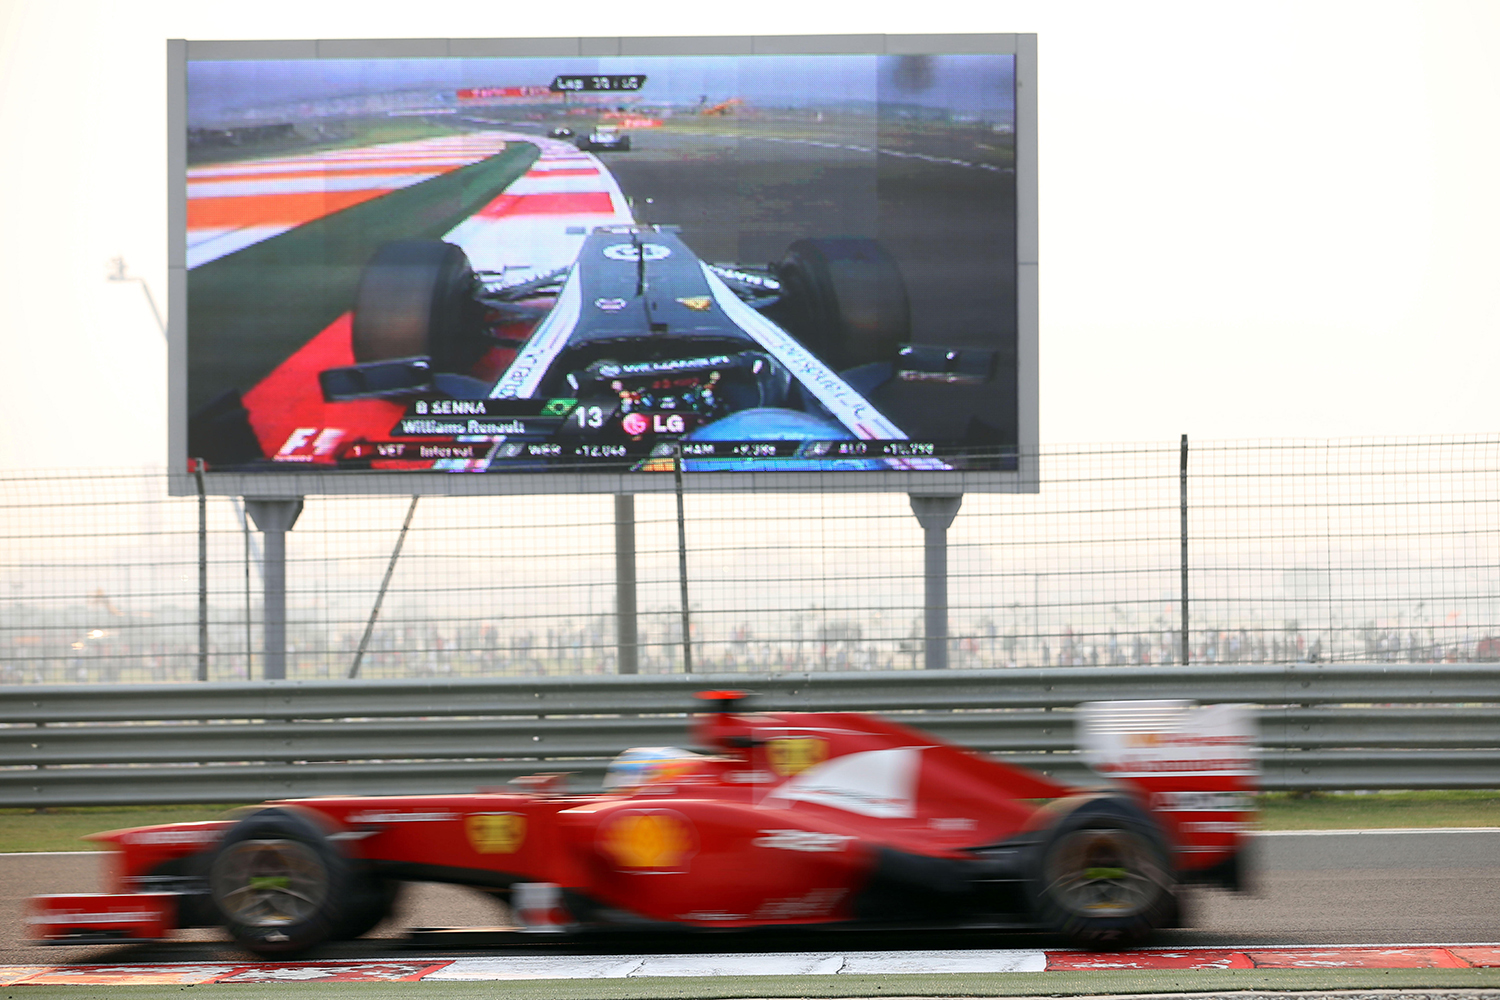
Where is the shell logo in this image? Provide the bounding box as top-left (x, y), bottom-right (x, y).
top-left (767, 737), bottom-right (829, 777)
top-left (465, 812), bottom-right (526, 854)
top-left (600, 810), bottom-right (697, 872)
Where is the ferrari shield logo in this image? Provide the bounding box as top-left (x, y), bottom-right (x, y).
top-left (767, 737), bottom-right (829, 777)
top-left (465, 812), bottom-right (526, 854)
top-left (600, 809), bottom-right (697, 871)
top-left (676, 296), bottom-right (712, 312)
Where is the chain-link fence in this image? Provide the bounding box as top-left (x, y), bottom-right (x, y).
top-left (2, 436), bottom-right (1497, 683)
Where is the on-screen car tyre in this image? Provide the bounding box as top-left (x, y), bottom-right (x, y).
top-left (350, 239), bottom-right (486, 374)
top-left (208, 807), bottom-right (390, 957)
top-left (773, 237), bottom-right (910, 370)
top-left (1027, 795), bottom-right (1176, 949)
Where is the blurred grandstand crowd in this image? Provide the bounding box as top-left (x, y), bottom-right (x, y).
top-left (5, 614), bottom-right (1491, 685)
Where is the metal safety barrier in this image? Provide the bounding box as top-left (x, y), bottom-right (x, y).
top-left (1, 663), bottom-right (1496, 807)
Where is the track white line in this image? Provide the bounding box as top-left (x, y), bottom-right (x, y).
top-left (426, 949), bottom-right (1047, 980)
top-left (1256, 827), bottom-right (1500, 836)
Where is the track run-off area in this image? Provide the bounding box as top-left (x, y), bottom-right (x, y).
top-left (3, 829), bottom-right (1499, 993)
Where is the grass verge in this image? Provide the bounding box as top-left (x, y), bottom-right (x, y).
top-left (1259, 789), bottom-right (1500, 830)
top-left (0, 805), bottom-right (237, 853)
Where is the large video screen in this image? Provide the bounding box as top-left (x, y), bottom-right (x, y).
top-left (176, 38), bottom-right (1034, 490)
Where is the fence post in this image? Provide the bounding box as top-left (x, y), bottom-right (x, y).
top-left (238, 500), bottom-right (253, 677)
top-left (910, 495), bottom-right (963, 670)
top-left (1180, 434), bottom-right (1190, 666)
top-left (615, 495), bottom-right (638, 675)
top-left (193, 460), bottom-right (208, 682)
top-left (673, 450), bottom-right (692, 674)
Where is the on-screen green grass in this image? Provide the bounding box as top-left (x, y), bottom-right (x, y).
top-left (186, 116), bottom-right (463, 166)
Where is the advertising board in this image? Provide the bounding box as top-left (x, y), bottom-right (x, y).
top-left (168, 35), bottom-right (1036, 495)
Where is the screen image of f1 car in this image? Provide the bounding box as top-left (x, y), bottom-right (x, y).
top-left (185, 52), bottom-right (1019, 474)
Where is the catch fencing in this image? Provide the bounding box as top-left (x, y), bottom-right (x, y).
top-left (1, 664), bottom-right (1496, 807)
top-left (1, 435), bottom-right (1498, 683)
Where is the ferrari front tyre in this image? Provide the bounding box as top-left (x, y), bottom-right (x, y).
top-left (773, 237), bottom-right (910, 370)
top-left (351, 239), bottom-right (486, 374)
top-left (334, 878), bottom-right (400, 940)
top-left (208, 807), bottom-right (388, 956)
top-left (143, 853), bottom-right (218, 928)
top-left (1028, 796), bottom-right (1176, 949)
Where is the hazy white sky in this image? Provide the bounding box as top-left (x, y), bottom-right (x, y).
top-left (1, 0), bottom-right (1497, 471)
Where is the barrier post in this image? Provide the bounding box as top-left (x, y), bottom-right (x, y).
top-left (244, 498), bottom-right (303, 681)
top-left (909, 495), bottom-right (963, 670)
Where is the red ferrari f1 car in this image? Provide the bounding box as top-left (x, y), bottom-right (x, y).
top-left (29, 692), bottom-right (1255, 954)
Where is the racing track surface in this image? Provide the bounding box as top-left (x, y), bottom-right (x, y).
top-left (5, 829), bottom-right (1498, 967)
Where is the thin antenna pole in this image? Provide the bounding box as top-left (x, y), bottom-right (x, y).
top-left (1180, 434), bottom-right (1190, 666)
top-left (350, 496), bottom-right (419, 679)
top-left (194, 459), bottom-right (208, 681)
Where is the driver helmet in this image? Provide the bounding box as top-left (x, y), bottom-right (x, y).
top-left (603, 746), bottom-right (703, 790)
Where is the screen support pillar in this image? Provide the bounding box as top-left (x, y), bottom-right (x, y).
top-left (245, 498), bottom-right (304, 681)
top-left (909, 495), bottom-right (963, 670)
top-left (615, 494), bottom-right (638, 674)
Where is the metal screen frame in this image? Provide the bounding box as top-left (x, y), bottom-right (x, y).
top-left (166, 34), bottom-right (1038, 497)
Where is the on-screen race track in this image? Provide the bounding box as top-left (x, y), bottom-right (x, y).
top-left (2, 830), bottom-right (1497, 985)
top-left (193, 118), bottom-right (1020, 467)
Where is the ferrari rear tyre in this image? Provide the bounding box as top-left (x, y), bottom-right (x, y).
top-left (1028, 796), bottom-right (1175, 949)
top-left (208, 807), bottom-right (386, 957)
top-left (774, 237), bottom-right (910, 370)
top-left (351, 239), bottom-right (485, 374)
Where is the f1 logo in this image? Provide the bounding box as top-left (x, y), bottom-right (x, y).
top-left (276, 427), bottom-right (344, 461)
